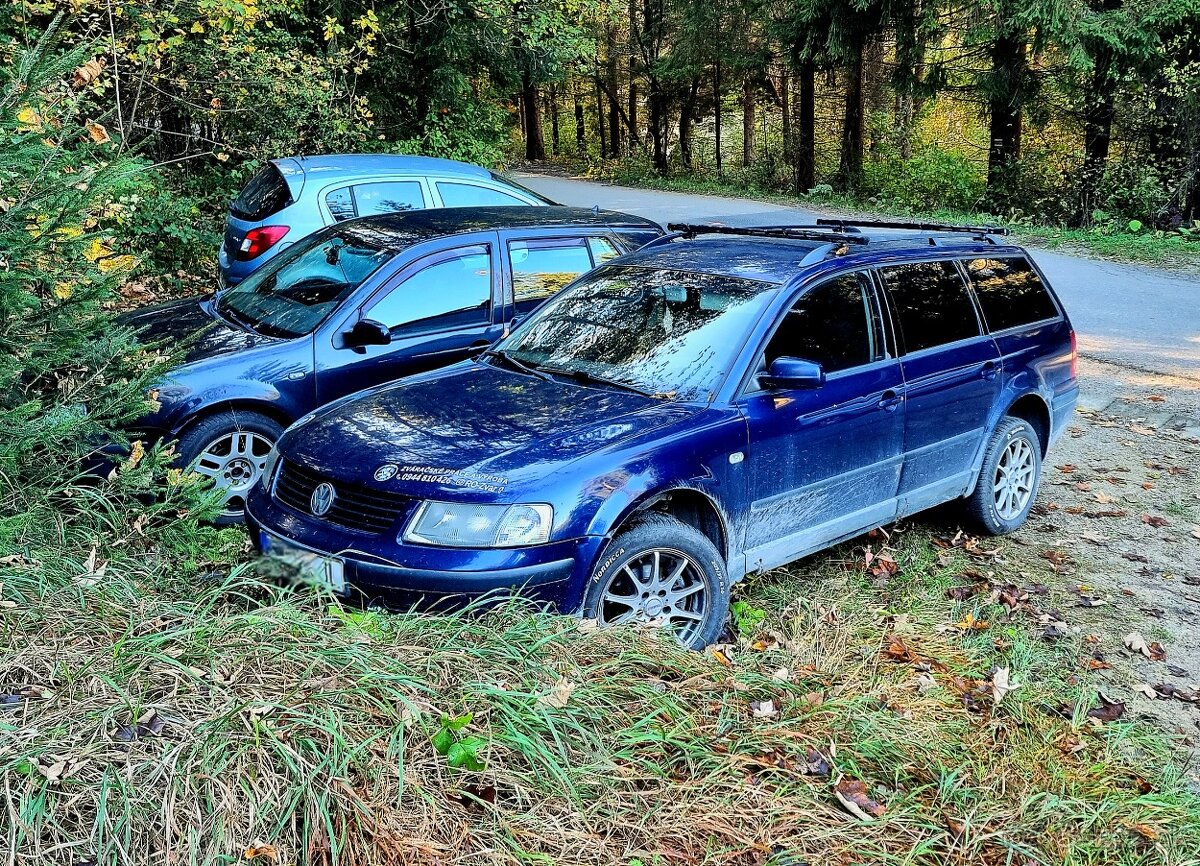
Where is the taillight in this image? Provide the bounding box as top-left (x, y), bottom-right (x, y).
top-left (235, 225), bottom-right (290, 261)
top-left (1069, 329), bottom-right (1078, 378)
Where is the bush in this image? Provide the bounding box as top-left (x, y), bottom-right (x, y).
top-left (861, 148), bottom-right (985, 212)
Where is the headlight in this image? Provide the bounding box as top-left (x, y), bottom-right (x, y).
top-left (402, 501), bottom-right (553, 548)
top-left (260, 446), bottom-right (281, 490)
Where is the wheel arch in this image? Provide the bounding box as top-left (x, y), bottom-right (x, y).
top-left (170, 398), bottom-right (293, 444)
top-left (1002, 391), bottom-right (1052, 456)
top-left (598, 484), bottom-right (731, 569)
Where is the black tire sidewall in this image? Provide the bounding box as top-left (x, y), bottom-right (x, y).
top-left (175, 410), bottom-right (284, 524)
top-left (970, 418), bottom-right (1042, 535)
top-left (582, 512), bottom-right (730, 649)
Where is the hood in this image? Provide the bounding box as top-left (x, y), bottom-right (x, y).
top-left (283, 363), bottom-right (697, 500)
top-left (121, 296), bottom-right (280, 363)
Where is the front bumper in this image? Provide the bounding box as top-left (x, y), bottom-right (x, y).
top-left (245, 486), bottom-right (602, 611)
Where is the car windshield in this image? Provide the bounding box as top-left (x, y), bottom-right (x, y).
top-left (216, 232), bottom-right (393, 338)
top-left (494, 266), bottom-right (774, 401)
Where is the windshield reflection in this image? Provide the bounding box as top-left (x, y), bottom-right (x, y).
top-left (494, 266), bottom-right (775, 401)
top-left (217, 232), bottom-right (393, 338)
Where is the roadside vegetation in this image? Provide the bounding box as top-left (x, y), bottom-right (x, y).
top-left (3, 12), bottom-right (1200, 866)
top-left (558, 156), bottom-right (1200, 267)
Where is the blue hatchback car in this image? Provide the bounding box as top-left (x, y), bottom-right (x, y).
top-left (124, 206), bottom-right (662, 522)
top-left (246, 220), bottom-right (1078, 647)
top-left (219, 155), bottom-right (555, 286)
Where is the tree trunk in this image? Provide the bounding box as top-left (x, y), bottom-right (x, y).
top-left (742, 78), bottom-right (755, 167)
top-left (714, 59), bottom-right (723, 174)
top-left (522, 72), bottom-right (546, 161)
top-left (1078, 0), bottom-right (1122, 225)
top-left (796, 61), bottom-right (815, 193)
top-left (548, 85), bottom-right (560, 156)
top-left (595, 73), bottom-right (608, 157)
top-left (606, 29), bottom-right (622, 156)
top-left (838, 42), bottom-right (865, 188)
top-left (780, 70), bottom-right (791, 168)
top-left (649, 76), bottom-right (668, 173)
top-left (628, 0), bottom-right (639, 147)
top-left (679, 78), bottom-right (699, 169)
top-left (986, 32), bottom-right (1026, 198)
top-left (574, 82), bottom-right (586, 154)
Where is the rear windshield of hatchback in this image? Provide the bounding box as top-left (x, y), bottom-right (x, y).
top-left (230, 164), bottom-right (292, 221)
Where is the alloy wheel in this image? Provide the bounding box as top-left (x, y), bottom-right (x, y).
top-left (191, 431), bottom-right (274, 520)
top-left (993, 436), bottom-right (1035, 520)
top-left (595, 547), bottom-right (709, 646)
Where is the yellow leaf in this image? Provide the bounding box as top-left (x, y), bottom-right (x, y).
top-left (125, 439), bottom-right (145, 470)
top-left (99, 254), bottom-right (137, 274)
top-left (53, 283), bottom-right (73, 300)
top-left (84, 238), bottom-right (111, 262)
top-left (244, 841), bottom-right (279, 863)
top-left (72, 58), bottom-right (106, 88)
top-left (17, 106), bottom-right (42, 131)
top-left (190, 21), bottom-right (205, 33)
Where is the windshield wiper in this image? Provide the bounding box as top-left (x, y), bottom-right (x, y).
top-left (482, 349), bottom-right (553, 382)
top-left (534, 364), bottom-right (666, 399)
top-left (213, 296), bottom-right (257, 332)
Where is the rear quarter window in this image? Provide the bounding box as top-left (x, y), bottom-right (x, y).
top-left (230, 163), bottom-right (292, 220)
top-left (964, 256), bottom-right (1060, 332)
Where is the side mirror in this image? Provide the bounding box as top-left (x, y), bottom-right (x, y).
top-left (343, 318), bottom-right (391, 349)
top-left (760, 356), bottom-right (825, 390)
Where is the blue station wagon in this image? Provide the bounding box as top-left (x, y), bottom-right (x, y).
top-left (219, 155), bottom-right (555, 286)
top-left (124, 206), bottom-right (663, 521)
top-left (245, 220), bottom-right (1078, 647)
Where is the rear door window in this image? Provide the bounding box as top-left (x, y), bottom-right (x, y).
top-left (230, 163), bottom-right (292, 220)
top-left (326, 181), bottom-right (426, 222)
top-left (878, 261), bottom-right (981, 353)
top-left (508, 238), bottom-right (593, 314)
top-left (963, 256), bottom-right (1059, 332)
top-left (366, 246), bottom-right (492, 335)
top-left (588, 236), bottom-right (621, 264)
top-left (437, 181), bottom-right (529, 207)
top-left (764, 272), bottom-right (878, 374)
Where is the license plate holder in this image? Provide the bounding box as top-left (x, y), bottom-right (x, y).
top-left (260, 531), bottom-right (346, 594)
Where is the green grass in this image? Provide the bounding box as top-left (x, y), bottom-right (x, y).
top-left (549, 157), bottom-right (1200, 269)
top-left (3, 498), bottom-right (1198, 865)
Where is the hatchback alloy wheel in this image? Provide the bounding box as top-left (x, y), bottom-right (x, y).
top-left (192, 431), bottom-right (275, 520)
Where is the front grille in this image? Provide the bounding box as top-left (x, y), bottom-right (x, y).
top-left (273, 459), bottom-right (409, 534)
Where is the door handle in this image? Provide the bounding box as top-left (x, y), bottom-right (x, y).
top-left (981, 360), bottom-right (999, 380)
top-left (878, 389), bottom-right (903, 412)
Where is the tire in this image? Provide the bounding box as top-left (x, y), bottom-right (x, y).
top-left (175, 410), bottom-right (284, 525)
top-left (965, 416), bottom-right (1043, 535)
top-left (581, 512), bottom-right (729, 650)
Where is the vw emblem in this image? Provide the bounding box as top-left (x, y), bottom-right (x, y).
top-left (373, 463), bottom-right (398, 482)
top-left (310, 482), bottom-right (336, 516)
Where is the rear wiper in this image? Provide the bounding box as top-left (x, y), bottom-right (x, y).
top-left (483, 349), bottom-right (553, 382)
top-left (535, 365), bottom-right (666, 399)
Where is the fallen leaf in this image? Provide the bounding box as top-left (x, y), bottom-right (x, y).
top-left (803, 748), bottom-right (832, 777)
top-left (1141, 514), bottom-right (1169, 528)
top-left (1094, 491), bottom-right (1118, 504)
top-left (536, 678), bottom-right (575, 709)
top-left (833, 778), bottom-right (886, 821)
top-left (1086, 692), bottom-right (1126, 723)
top-left (1130, 424), bottom-right (1156, 436)
top-left (749, 699), bottom-right (777, 719)
top-left (243, 841), bottom-right (279, 863)
top-left (990, 667), bottom-right (1020, 706)
top-left (1126, 822), bottom-right (1158, 841)
top-left (954, 612), bottom-right (989, 632)
top-left (72, 58), bottom-right (105, 88)
top-left (1134, 683), bottom-right (1158, 699)
top-left (84, 119), bottom-right (110, 144)
top-left (1124, 632), bottom-right (1164, 659)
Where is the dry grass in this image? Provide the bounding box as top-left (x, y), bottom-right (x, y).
top-left (2, 506), bottom-right (1199, 866)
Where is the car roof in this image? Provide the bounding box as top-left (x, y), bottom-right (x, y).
top-left (335, 206), bottom-right (662, 252)
top-left (276, 153), bottom-right (494, 181)
top-left (617, 230), bottom-right (1028, 285)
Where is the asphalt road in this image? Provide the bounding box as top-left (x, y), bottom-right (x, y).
top-left (517, 173), bottom-right (1200, 380)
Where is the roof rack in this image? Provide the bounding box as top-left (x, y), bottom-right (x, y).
top-left (815, 217), bottom-right (1010, 236)
top-left (665, 222), bottom-right (869, 244)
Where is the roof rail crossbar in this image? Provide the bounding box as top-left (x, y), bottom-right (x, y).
top-left (665, 223), bottom-right (869, 244)
top-left (815, 217), bottom-right (1010, 236)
